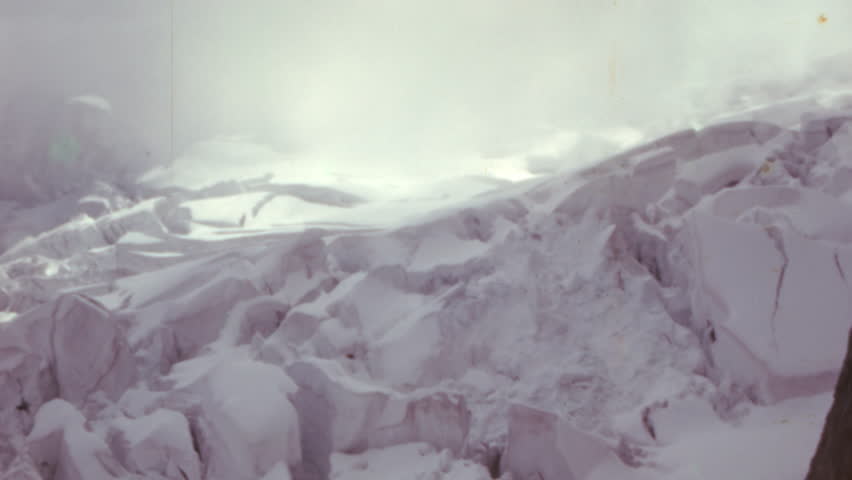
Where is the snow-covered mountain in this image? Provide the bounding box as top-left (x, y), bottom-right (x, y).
top-left (2, 88), bottom-right (852, 480)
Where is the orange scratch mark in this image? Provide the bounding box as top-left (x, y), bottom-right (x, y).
top-left (818, 13), bottom-right (828, 24)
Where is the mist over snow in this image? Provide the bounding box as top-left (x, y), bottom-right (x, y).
top-left (4, 2), bottom-right (852, 480)
top-left (2, 0), bottom-right (852, 180)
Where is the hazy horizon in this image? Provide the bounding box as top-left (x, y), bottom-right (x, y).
top-left (2, 1), bottom-right (851, 178)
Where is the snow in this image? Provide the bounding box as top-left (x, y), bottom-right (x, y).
top-left (183, 192), bottom-right (270, 227)
top-left (26, 399), bottom-right (121, 480)
top-left (683, 186), bottom-right (852, 401)
top-left (66, 94), bottom-right (112, 112)
top-left (133, 250), bottom-right (183, 258)
top-left (116, 231), bottom-right (161, 245)
top-left (501, 403), bottom-right (629, 480)
top-left (250, 195), bottom-right (348, 228)
top-left (329, 443), bottom-right (490, 480)
top-left (27, 399), bottom-right (85, 441)
top-left (260, 462), bottom-right (294, 480)
top-left (111, 409), bottom-right (202, 480)
top-left (138, 138), bottom-right (291, 191)
top-left (3, 86), bottom-right (852, 479)
top-left (200, 359), bottom-right (301, 478)
top-left (647, 393), bottom-right (831, 480)
top-left (204, 359), bottom-right (299, 437)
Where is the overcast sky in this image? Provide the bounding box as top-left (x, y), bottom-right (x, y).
top-left (2, 1), bottom-right (851, 177)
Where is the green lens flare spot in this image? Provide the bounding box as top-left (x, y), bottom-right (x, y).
top-left (48, 132), bottom-right (81, 165)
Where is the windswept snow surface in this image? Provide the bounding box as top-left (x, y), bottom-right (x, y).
top-left (3, 90), bottom-right (852, 479)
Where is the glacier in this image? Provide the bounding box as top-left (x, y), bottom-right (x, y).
top-left (2, 89), bottom-right (852, 479)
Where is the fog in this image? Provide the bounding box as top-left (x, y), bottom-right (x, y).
top-left (2, 0), bottom-right (851, 178)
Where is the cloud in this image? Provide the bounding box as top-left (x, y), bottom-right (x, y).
top-left (3, 0), bottom-right (852, 177)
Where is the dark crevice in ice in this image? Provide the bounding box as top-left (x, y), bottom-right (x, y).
top-left (765, 226), bottom-right (788, 351)
top-left (834, 251), bottom-right (847, 286)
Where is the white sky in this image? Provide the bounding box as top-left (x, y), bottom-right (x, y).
top-left (2, 0), bottom-right (851, 177)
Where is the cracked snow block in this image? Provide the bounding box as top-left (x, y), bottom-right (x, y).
top-left (673, 144), bottom-right (770, 207)
top-left (268, 309), bottom-right (323, 349)
top-left (190, 359), bottom-right (301, 480)
top-left (694, 121), bottom-right (785, 158)
top-left (810, 123), bottom-right (852, 195)
top-left (554, 174), bottom-right (636, 222)
top-left (557, 157), bottom-right (677, 223)
top-left (800, 115), bottom-right (852, 153)
top-left (322, 266), bottom-right (436, 358)
top-left (117, 253), bottom-right (254, 310)
top-left (816, 121), bottom-right (852, 161)
top-left (585, 129), bottom-right (697, 178)
top-left (364, 308), bottom-right (448, 387)
top-left (154, 201), bottom-right (192, 235)
top-left (556, 174), bottom-right (618, 219)
top-left (1, 454), bottom-right (44, 480)
top-left (0, 345), bottom-right (56, 434)
top-left (404, 199), bottom-right (526, 247)
top-left (453, 208), bottom-right (495, 243)
top-left (254, 230), bottom-right (329, 296)
top-left (27, 398), bottom-right (127, 480)
top-left (231, 296), bottom-right (289, 346)
top-left (1, 217), bottom-right (109, 261)
top-left (50, 295), bottom-right (135, 407)
top-left (94, 206), bottom-right (166, 246)
top-left (26, 399), bottom-right (82, 480)
top-left (168, 275), bottom-right (260, 359)
top-left (682, 189), bottom-right (852, 402)
top-left (407, 261), bottom-right (495, 297)
top-left (708, 186), bottom-right (852, 243)
top-left (588, 122), bottom-right (783, 180)
top-left (287, 360), bottom-right (471, 479)
top-left (412, 199), bottom-right (528, 243)
top-left (110, 408), bottom-right (202, 480)
top-left (365, 279), bottom-right (536, 389)
top-left (0, 294), bottom-right (135, 416)
top-left (2, 197), bottom-right (161, 262)
top-left (500, 404), bottom-right (625, 480)
top-left (0, 309), bottom-right (60, 446)
top-left (327, 235), bottom-right (412, 273)
top-left (624, 211), bottom-right (671, 283)
top-left (628, 151), bottom-right (680, 217)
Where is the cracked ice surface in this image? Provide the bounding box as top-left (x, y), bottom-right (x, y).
top-left (2, 92), bottom-right (852, 479)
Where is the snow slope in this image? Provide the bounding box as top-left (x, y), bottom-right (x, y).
top-left (2, 90), bottom-right (852, 479)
